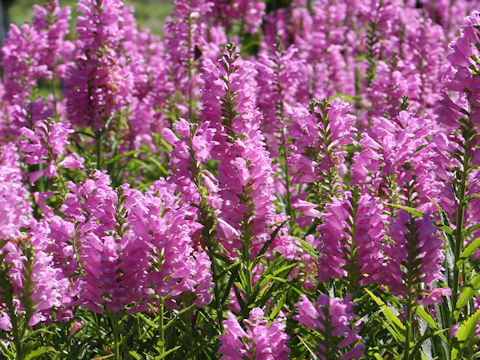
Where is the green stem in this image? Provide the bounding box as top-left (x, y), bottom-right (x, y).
top-left (51, 69), bottom-right (57, 115)
top-left (452, 136), bottom-right (471, 314)
top-left (96, 130), bottom-right (103, 170)
top-left (11, 315), bottom-right (22, 360)
top-left (452, 171), bottom-right (467, 313)
top-left (404, 298), bottom-right (413, 360)
top-left (280, 133), bottom-right (294, 229)
top-left (206, 247), bottom-right (223, 329)
top-left (111, 314), bottom-right (120, 360)
top-left (4, 290), bottom-right (23, 360)
top-left (186, 0), bottom-right (195, 124)
top-left (159, 298), bottom-right (165, 355)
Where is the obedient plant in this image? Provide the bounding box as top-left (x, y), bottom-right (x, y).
top-left (218, 308), bottom-right (289, 359)
top-left (2, 0), bottom-right (480, 359)
top-left (295, 294), bottom-right (365, 360)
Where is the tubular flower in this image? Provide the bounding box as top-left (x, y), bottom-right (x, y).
top-left (218, 308), bottom-right (290, 359)
top-left (128, 180), bottom-right (214, 309)
top-left (383, 210), bottom-right (445, 299)
top-left (295, 294), bottom-right (365, 360)
top-left (162, 0), bottom-right (214, 119)
top-left (200, 43), bottom-right (291, 259)
top-left (0, 24), bottom-right (49, 103)
top-left (287, 97), bottom-right (356, 225)
top-left (352, 111), bottom-right (444, 214)
top-left (64, 0), bottom-right (133, 131)
top-left (437, 11), bottom-right (480, 136)
top-left (61, 170), bottom-right (118, 240)
top-left (16, 99), bottom-right (83, 185)
top-left (0, 146), bottom-right (69, 328)
top-left (0, 0), bottom-right (72, 104)
top-left (0, 143), bottom-right (32, 240)
top-left (316, 192), bottom-right (386, 288)
top-left (31, 0), bottom-right (74, 77)
top-left (435, 11), bottom-right (480, 253)
top-left (209, 0), bottom-right (265, 34)
top-left (255, 45), bottom-right (302, 155)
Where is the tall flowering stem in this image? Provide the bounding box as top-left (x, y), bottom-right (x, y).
top-left (436, 11), bottom-right (480, 317)
top-left (316, 188), bottom-right (386, 297)
top-left (383, 210), bottom-right (445, 357)
top-left (295, 294), bottom-right (365, 360)
top-left (218, 308), bottom-right (290, 359)
top-left (288, 97), bottom-right (356, 229)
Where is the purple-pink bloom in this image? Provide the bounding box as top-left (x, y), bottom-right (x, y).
top-left (200, 45), bottom-right (292, 259)
top-left (218, 308), bottom-right (290, 359)
top-left (295, 294), bottom-right (365, 360)
top-left (316, 193), bottom-right (386, 286)
top-left (16, 99), bottom-right (82, 185)
top-left (383, 210), bottom-right (445, 299)
top-left (287, 98), bottom-right (356, 224)
top-left (64, 0), bottom-right (133, 131)
top-left (0, 143), bottom-right (32, 240)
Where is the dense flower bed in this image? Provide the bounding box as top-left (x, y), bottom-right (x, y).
top-left (1, 0), bottom-right (480, 359)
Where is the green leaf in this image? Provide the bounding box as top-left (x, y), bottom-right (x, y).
top-left (164, 304), bottom-right (196, 330)
top-left (24, 347), bottom-right (57, 360)
top-left (233, 284), bottom-right (246, 310)
top-left (365, 289), bottom-right (406, 338)
top-left (415, 307), bottom-right (447, 342)
top-left (452, 310), bottom-right (480, 359)
top-left (437, 224), bottom-right (454, 235)
top-left (381, 319), bottom-right (406, 344)
top-left (91, 355), bottom-right (114, 360)
top-left (293, 236), bottom-right (319, 259)
top-left (156, 346), bottom-right (181, 359)
top-left (465, 193), bottom-right (480, 204)
top-left (410, 329), bottom-right (449, 358)
top-left (297, 335), bottom-right (319, 360)
top-left (383, 203), bottom-right (424, 217)
top-left (465, 224), bottom-right (480, 237)
top-left (23, 328), bottom-right (55, 341)
top-left (220, 263), bottom-right (240, 305)
top-left (145, 157), bottom-right (169, 176)
top-left (129, 351), bottom-right (142, 360)
top-left (0, 340), bottom-right (14, 358)
top-left (455, 274), bottom-right (480, 316)
top-left (251, 220), bottom-right (288, 270)
top-left (160, 138), bottom-right (173, 152)
top-left (269, 291), bottom-right (287, 320)
top-left (103, 150), bottom-right (142, 165)
top-left (458, 237), bottom-right (480, 265)
top-left (328, 93), bottom-right (359, 103)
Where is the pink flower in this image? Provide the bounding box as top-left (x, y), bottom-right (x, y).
top-left (287, 98), bottom-right (356, 221)
top-left (0, 144), bottom-right (32, 240)
top-left (64, 0), bottom-right (133, 131)
top-left (383, 210), bottom-right (445, 298)
top-left (200, 44), bottom-right (292, 259)
top-left (218, 308), bottom-right (290, 359)
top-left (352, 111), bottom-right (444, 213)
top-left (295, 295), bottom-right (365, 360)
top-left (316, 193), bottom-right (386, 286)
top-left (420, 288), bottom-right (452, 306)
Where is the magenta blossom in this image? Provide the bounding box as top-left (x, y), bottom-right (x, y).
top-left (295, 294), bottom-right (365, 360)
top-left (219, 308), bottom-right (290, 359)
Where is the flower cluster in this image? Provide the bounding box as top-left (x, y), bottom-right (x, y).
top-left (383, 210), bottom-right (445, 298)
top-left (1, 0), bottom-right (480, 358)
top-left (218, 308), bottom-right (290, 359)
top-left (295, 294), bottom-right (365, 360)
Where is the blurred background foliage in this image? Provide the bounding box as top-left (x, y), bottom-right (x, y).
top-left (8, 0), bottom-right (295, 37)
top-left (9, 0), bottom-right (174, 35)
